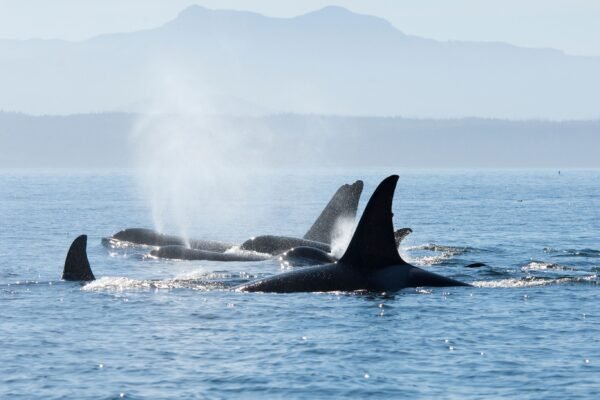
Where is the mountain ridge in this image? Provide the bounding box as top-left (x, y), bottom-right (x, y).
top-left (0, 5), bottom-right (598, 118)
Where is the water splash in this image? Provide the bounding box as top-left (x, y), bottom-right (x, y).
top-left (521, 261), bottom-right (574, 271)
top-left (473, 275), bottom-right (597, 288)
top-left (329, 216), bottom-right (355, 258)
top-left (81, 270), bottom-right (257, 292)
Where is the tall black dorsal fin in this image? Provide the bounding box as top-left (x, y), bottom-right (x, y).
top-left (339, 175), bottom-right (405, 268)
top-left (62, 235), bottom-right (95, 281)
top-left (303, 180), bottom-right (363, 244)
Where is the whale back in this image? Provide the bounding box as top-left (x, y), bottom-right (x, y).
top-left (303, 180), bottom-right (363, 244)
top-left (339, 175), bottom-right (405, 269)
top-left (62, 235), bottom-right (95, 281)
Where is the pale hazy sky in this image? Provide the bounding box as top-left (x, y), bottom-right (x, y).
top-left (1, 0), bottom-right (599, 56)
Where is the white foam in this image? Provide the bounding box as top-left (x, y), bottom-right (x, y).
top-left (224, 245), bottom-right (270, 259)
top-left (473, 275), bottom-right (597, 288)
top-left (402, 243), bottom-right (466, 266)
top-left (413, 254), bottom-right (453, 266)
top-left (521, 262), bottom-right (570, 271)
top-left (473, 278), bottom-right (550, 288)
top-left (105, 238), bottom-right (155, 250)
top-left (80, 274), bottom-right (229, 292)
top-left (82, 277), bottom-right (151, 291)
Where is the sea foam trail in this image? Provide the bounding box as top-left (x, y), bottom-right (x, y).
top-left (81, 271), bottom-right (257, 292)
top-left (521, 261), bottom-right (574, 271)
top-left (402, 243), bottom-right (488, 266)
top-left (473, 275), bottom-right (597, 288)
top-left (545, 248), bottom-right (600, 258)
top-left (406, 244), bottom-right (482, 255)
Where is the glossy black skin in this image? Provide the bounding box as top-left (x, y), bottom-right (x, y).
top-left (238, 261), bottom-right (469, 293)
top-left (150, 244), bottom-right (333, 264)
top-left (303, 180), bottom-right (363, 244)
top-left (105, 228), bottom-right (234, 252)
top-left (278, 228), bottom-right (413, 267)
top-left (62, 235), bottom-right (95, 281)
top-left (464, 262), bottom-right (487, 268)
top-left (149, 227), bottom-right (413, 263)
top-left (240, 235), bottom-right (331, 255)
top-left (241, 227), bottom-right (413, 257)
top-left (150, 245), bottom-right (269, 262)
top-left (394, 228), bottom-right (413, 245)
top-left (279, 246), bottom-right (336, 267)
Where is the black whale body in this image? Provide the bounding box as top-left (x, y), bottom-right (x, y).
top-left (149, 226), bottom-right (413, 264)
top-left (62, 176), bottom-right (469, 290)
top-left (150, 245), bottom-right (270, 262)
top-left (279, 246), bottom-right (337, 267)
top-left (239, 235), bottom-right (330, 254)
top-left (104, 228), bottom-right (234, 252)
top-left (104, 180), bottom-right (364, 256)
top-left (237, 175), bottom-right (470, 293)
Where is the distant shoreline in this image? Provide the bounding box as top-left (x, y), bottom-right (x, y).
top-left (1, 112), bottom-right (599, 169)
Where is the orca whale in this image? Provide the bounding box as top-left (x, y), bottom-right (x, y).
top-left (149, 226), bottom-right (412, 264)
top-left (60, 209), bottom-right (466, 290)
top-left (236, 180), bottom-right (364, 254)
top-left (150, 245), bottom-right (270, 262)
top-left (237, 175), bottom-right (470, 293)
top-left (277, 228), bottom-right (413, 267)
top-left (104, 180), bottom-right (364, 254)
top-left (104, 228), bottom-right (234, 252)
top-left (279, 246), bottom-right (337, 267)
top-left (239, 235), bottom-right (330, 255)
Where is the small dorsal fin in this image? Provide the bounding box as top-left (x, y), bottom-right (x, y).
top-left (394, 228), bottom-right (413, 247)
top-left (62, 235), bottom-right (95, 281)
top-left (339, 175), bottom-right (405, 268)
top-left (303, 180), bottom-right (363, 244)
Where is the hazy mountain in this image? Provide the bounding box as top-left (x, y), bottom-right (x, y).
top-left (0, 5), bottom-right (599, 119)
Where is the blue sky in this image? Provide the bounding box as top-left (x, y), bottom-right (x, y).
top-left (1, 0), bottom-right (599, 56)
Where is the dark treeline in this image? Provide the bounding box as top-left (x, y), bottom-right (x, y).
top-left (1, 112), bottom-right (598, 168)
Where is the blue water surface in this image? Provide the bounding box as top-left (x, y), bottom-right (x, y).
top-left (1, 169), bottom-right (599, 399)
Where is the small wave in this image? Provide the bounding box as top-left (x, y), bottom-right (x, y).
top-left (402, 245), bottom-right (465, 266)
top-left (473, 275), bottom-right (597, 288)
top-left (102, 237), bottom-right (155, 250)
top-left (82, 277), bottom-right (153, 291)
top-left (521, 261), bottom-right (574, 271)
top-left (81, 271), bottom-right (256, 292)
top-left (544, 248), bottom-right (600, 258)
top-left (108, 251), bottom-right (146, 261)
top-left (405, 243), bottom-right (481, 255)
top-left (413, 254), bottom-right (453, 266)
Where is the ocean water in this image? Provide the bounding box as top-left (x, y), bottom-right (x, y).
top-left (1, 169), bottom-right (599, 399)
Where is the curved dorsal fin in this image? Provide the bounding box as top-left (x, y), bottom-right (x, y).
top-left (303, 180), bottom-right (363, 244)
top-left (394, 227), bottom-right (413, 247)
top-left (62, 235), bottom-right (95, 281)
top-left (339, 175), bottom-right (405, 268)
